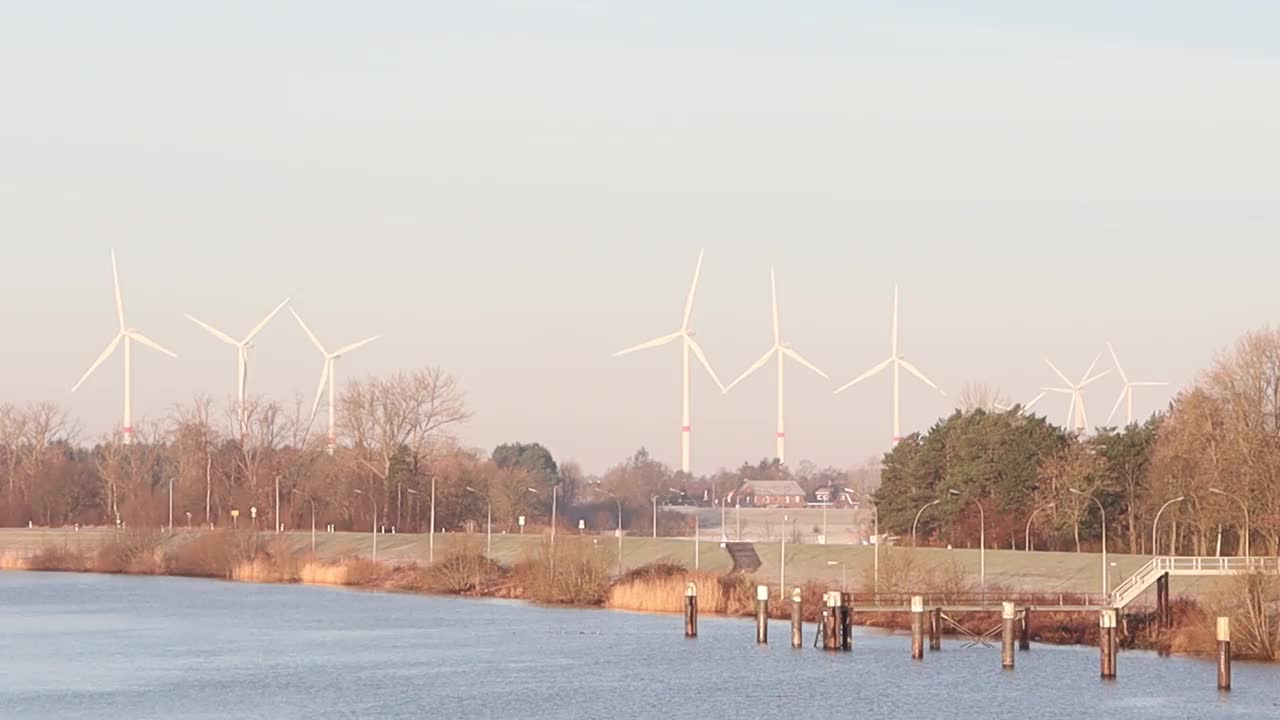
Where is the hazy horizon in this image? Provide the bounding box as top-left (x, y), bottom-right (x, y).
top-left (2, 3), bottom-right (1277, 473)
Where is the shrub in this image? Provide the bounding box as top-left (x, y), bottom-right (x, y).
top-left (94, 529), bottom-right (164, 574)
top-left (513, 538), bottom-right (610, 605)
top-left (164, 530), bottom-right (260, 579)
top-left (26, 545), bottom-right (88, 572)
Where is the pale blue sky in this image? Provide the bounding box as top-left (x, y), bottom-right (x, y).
top-left (2, 3), bottom-right (1277, 473)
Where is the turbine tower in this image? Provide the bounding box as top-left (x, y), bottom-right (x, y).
top-left (185, 299), bottom-right (290, 440)
top-left (613, 249), bottom-right (724, 475)
top-left (834, 285), bottom-right (944, 444)
top-left (71, 250), bottom-right (178, 444)
top-left (1106, 342), bottom-right (1168, 426)
top-left (291, 308), bottom-right (380, 454)
top-left (723, 269), bottom-right (827, 463)
top-left (1043, 355), bottom-right (1112, 432)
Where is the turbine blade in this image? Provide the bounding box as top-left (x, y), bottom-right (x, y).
top-left (1041, 387), bottom-right (1074, 394)
top-left (71, 334), bottom-right (122, 392)
top-left (1046, 359), bottom-right (1073, 387)
top-left (290, 308), bottom-right (327, 355)
top-left (1106, 388), bottom-right (1127, 426)
top-left (770, 268), bottom-right (780, 345)
top-left (687, 337), bottom-right (724, 392)
top-left (1130, 381), bottom-right (1169, 387)
top-left (334, 336), bottom-right (380, 357)
top-left (782, 347), bottom-right (828, 379)
top-left (681, 249), bottom-right (704, 332)
top-left (244, 298), bottom-right (291, 343)
top-left (613, 332), bottom-right (680, 357)
top-left (128, 331), bottom-right (178, 358)
top-left (724, 348), bottom-right (775, 393)
top-left (185, 314), bottom-right (239, 346)
top-left (310, 361), bottom-right (330, 421)
top-left (1081, 353), bottom-right (1103, 384)
top-left (899, 358), bottom-right (943, 395)
top-left (1079, 369), bottom-right (1112, 388)
top-left (834, 357), bottom-right (893, 394)
top-left (111, 249), bottom-right (125, 331)
top-left (1024, 392), bottom-right (1047, 411)
top-left (1107, 342), bottom-right (1129, 385)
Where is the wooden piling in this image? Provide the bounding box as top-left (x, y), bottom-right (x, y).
top-left (840, 592), bottom-right (854, 651)
top-left (684, 582), bottom-right (698, 638)
top-left (1019, 607), bottom-right (1031, 651)
top-left (790, 587), bottom-right (803, 649)
top-left (1001, 602), bottom-right (1016, 670)
top-left (1156, 573), bottom-right (1171, 630)
top-left (1217, 617), bottom-right (1231, 691)
top-left (755, 586), bottom-right (769, 645)
top-left (1099, 609), bottom-right (1117, 679)
top-left (911, 596), bottom-right (925, 660)
top-left (822, 592), bottom-right (840, 651)
top-left (929, 606), bottom-right (941, 652)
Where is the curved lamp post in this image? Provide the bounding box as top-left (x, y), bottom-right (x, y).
top-left (465, 486), bottom-right (492, 557)
top-left (1025, 503), bottom-right (1055, 552)
top-left (912, 499), bottom-right (942, 547)
top-left (948, 490), bottom-right (985, 601)
top-left (1151, 496), bottom-right (1185, 557)
top-left (1069, 488), bottom-right (1107, 596)
top-left (1209, 488), bottom-right (1249, 559)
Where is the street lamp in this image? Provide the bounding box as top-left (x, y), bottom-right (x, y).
top-left (827, 560), bottom-right (847, 593)
top-left (1025, 503), bottom-right (1056, 552)
top-left (291, 488), bottom-right (317, 554)
top-left (429, 476), bottom-right (437, 564)
top-left (352, 488), bottom-right (376, 563)
top-left (651, 493), bottom-right (660, 539)
top-left (1151, 496), bottom-right (1185, 557)
top-left (274, 475), bottom-right (282, 534)
top-left (167, 477), bottom-right (174, 532)
top-left (528, 485), bottom-right (559, 578)
top-left (871, 503), bottom-right (880, 597)
top-left (822, 486), bottom-right (852, 543)
top-left (405, 487), bottom-right (419, 533)
top-left (465, 486), bottom-right (492, 557)
top-left (1069, 488), bottom-right (1106, 596)
top-left (949, 490), bottom-right (986, 601)
top-left (912, 499), bottom-right (943, 547)
top-left (1209, 488), bottom-right (1250, 558)
top-left (589, 485), bottom-right (624, 576)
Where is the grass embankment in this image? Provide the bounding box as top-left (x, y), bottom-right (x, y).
top-left (3, 528), bottom-right (1264, 660)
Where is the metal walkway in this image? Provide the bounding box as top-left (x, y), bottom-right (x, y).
top-left (1110, 556), bottom-right (1280, 608)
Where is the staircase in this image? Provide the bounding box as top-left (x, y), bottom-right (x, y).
top-left (724, 542), bottom-right (762, 574)
top-left (1110, 556), bottom-right (1280, 608)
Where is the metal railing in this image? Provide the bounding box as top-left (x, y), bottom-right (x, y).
top-left (1111, 556), bottom-right (1280, 608)
top-left (846, 591), bottom-right (1108, 610)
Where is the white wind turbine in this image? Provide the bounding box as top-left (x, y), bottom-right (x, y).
top-left (995, 392), bottom-right (1047, 413)
top-left (723, 269), bottom-right (827, 463)
top-left (291, 308), bottom-right (380, 454)
top-left (71, 250), bottom-right (178, 444)
top-left (1043, 355), bottom-right (1112, 432)
top-left (613, 249), bottom-right (725, 475)
top-left (185, 299), bottom-right (291, 440)
top-left (834, 286), bottom-right (945, 444)
top-left (1106, 342), bottom-right (1168, 426)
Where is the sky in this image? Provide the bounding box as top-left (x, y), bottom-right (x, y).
top-left (1, 2), bottom-right (1278, 474)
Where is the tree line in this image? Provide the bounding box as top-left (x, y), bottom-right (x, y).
top-left (878, 327), bottom-right (1280, 557)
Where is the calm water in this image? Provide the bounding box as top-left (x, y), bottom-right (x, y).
top-left (1, 573), bottom-right (1277, 719)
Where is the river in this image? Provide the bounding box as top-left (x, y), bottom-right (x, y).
top-left (0, 572), bottom-right (1276, 719)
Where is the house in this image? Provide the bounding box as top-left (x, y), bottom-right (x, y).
top-left (812, 486), bottom-right (858, 507)
top-left (728, 480), bottom-right (808, 508)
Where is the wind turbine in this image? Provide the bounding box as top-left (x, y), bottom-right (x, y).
top-left (185, 298), bottom-right (291, 440)
top-left (1042, 355), bottom-right (1112, 432)
top-left (995, 392), bottom-right (1047, 413)
top-left (71, 250), bottom-right (178, 444)
top-left (290, 308), bottom-right (380, 454)
top-left (834, 285), bottom-right (945, 444)
top-left (613, 249), bottom-right (725, 475)
top-left (723, 269), bottom-right (827, 463)
top-left (1106, 342), bottom-right (1168, 426)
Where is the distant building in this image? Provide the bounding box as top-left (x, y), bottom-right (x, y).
top-left (728, 480), bottom-right (807, 508)
top-left (812, 486), bottom-right (858, 507)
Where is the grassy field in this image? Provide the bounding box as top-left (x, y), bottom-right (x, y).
top-left (0, 526), bottom-right (1231, 604)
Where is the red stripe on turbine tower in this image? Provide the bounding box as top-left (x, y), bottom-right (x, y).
top-left (122, 426), bottom-right (134, 434)
top-left (682, 426), bottom-right (691, 432)
top-left (777, 432), bottom-right (785, 438)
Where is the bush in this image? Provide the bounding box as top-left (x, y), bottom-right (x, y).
top-left (513, 538), bottom-right (610, 605)
top-left (26, 545), bottom-right (88, 572)
top-left (423, 551), bottom-right (508, 594)
top-left (94, 529), bottom-right (164, 574)
top-left (607, 564), bottom-right (726, 614)
top-left (164, 530), bottom-right (261, 579)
